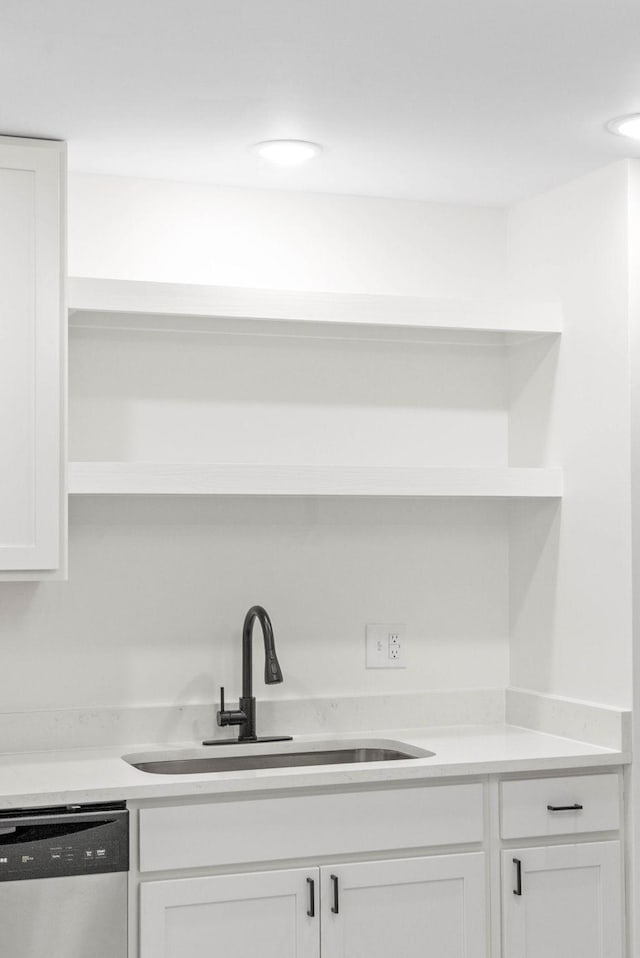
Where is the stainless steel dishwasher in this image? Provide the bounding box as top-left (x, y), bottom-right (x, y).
top-left (0, 802), bottom-right (128, 958)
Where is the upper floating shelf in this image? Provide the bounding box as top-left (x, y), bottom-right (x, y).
top-left (68, 463), bottom-right (563, 499)
top-left (68, 278), bottom-right (562, 345)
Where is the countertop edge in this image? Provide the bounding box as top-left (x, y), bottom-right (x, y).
top-left (0, 740), bottom-right (627, 811)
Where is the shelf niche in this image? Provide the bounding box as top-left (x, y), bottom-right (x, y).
top-left (68, 277), bottom-right (562, 500)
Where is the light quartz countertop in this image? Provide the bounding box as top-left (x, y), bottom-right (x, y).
top-left (0, 724), bottom-right (627, 811)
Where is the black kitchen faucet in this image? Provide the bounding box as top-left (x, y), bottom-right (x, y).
top-left (203, 605), bottom-right (292, 745)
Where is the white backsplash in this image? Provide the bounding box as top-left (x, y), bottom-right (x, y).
top-left (0, 688), bottom-right (628, 754)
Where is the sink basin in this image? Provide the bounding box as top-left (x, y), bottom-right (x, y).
top-left (124, 741), bottom-right (434, 775)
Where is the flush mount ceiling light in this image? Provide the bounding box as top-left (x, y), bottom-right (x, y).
top-left (607, 114), bottom-right (640, 140)
top-left (253, 139), bottom-right (322, 166)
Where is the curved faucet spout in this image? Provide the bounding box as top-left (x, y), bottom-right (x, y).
top-left (242, 605), bottom-right (284, 699)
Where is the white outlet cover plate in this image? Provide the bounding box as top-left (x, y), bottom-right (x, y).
top-left (365, 623), bottom-right (406, 669)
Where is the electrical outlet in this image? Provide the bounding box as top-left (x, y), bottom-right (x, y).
top-left (366, 623), bottom-right (406, 668)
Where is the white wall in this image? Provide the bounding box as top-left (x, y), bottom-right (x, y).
top-left (68, 173), bottom-right (507, 298)
top-left (508, 161), bottom-right (633, 707)
top-left (1, 168), bottom-right (632, 714)
top-left (0, 497), bottom-right (508, 710)
top-left (628, 158), bottom-right (640, 954)
top-left (70, 325), bottom-right (509, 468)
top-left (0, 175), bottom-right (513, 711)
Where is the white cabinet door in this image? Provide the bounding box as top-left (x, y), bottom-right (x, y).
top-left (140, 867), bottom-right (320, 958)
top-left (502, 842), bottom-right (623, 958)
top-left (321, 853), bottom-right (487, 958)
top-left (0, 136), bottom-right (64, 574)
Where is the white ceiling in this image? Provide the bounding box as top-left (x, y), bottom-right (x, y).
top-left (3, 0), bottom-right (640, 205)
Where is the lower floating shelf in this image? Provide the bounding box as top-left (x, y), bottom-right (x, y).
top-left (68, 463), bottom-right (563, 499)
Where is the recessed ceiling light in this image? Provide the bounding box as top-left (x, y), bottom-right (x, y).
top-left (253, 140), bottom-right (322, 167)
top-left (607, 114), bottom-right (640, 140)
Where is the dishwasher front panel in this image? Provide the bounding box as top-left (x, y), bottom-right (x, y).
top-left (0, 871), bottom-right (127, 958)
top-left (0, 804), bottom-right (129, 881)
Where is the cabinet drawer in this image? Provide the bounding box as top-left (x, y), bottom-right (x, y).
top-left (501, 774), bottom-right (620, 839)
top-left (139, 782), bottom-right (483, 872)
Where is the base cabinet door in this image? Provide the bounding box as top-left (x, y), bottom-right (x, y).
top-left (502, 842), bottom-right (623, 958)
top-left (320, 853), bottom-right (487, 958)
top-left (140, 867), bottom-right (320, 958)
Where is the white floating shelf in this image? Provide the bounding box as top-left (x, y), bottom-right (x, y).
top-left (68, 277), bottom-right (562, 344)
top-left (68, 463), bottom-right (563, 499)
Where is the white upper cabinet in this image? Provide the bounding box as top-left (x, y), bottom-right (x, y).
top-left (0, 136), bottom-right (65, 576)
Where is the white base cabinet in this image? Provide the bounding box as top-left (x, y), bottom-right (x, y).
top-left (501, 841), bottom-right (623, 958)
top-left (320, 854), bottom-right (486, 958)
top-left (140, 855), bottom-right (487, 958)
top-left (133, 770), bottom-right (625, 958)
top-left (140, 867), bottom-right (320, 958)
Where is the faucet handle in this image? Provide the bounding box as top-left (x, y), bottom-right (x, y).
top-left (217, 686), bottom-right (248, 730)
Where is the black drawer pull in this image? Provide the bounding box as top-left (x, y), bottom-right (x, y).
top-left (330, 874), bottom-right (339, 914)
top-left (513, 858), bottom-right (522, 896)
top-left (547, 803), bottom-right (583, 812)
top-left (306, 877), bottom-right (315, 918)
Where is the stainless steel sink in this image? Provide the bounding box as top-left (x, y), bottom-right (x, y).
top-left (124, 742), bottom-right (434, 775)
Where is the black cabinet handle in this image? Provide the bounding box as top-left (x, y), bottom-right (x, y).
top-left (330, 874), bottom-right (339, 914)
top-left (547, 803), bottom-right (583, 812)
top-left (306, 877), bottom-right (315, 918)
top-left (513, 858), bottom-right (522, 896)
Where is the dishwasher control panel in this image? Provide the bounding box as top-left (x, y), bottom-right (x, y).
top-left (0, 803), bottom-right (129, 881)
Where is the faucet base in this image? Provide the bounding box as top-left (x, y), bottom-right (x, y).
top-left (202, 735), bottom-right (294, 747)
